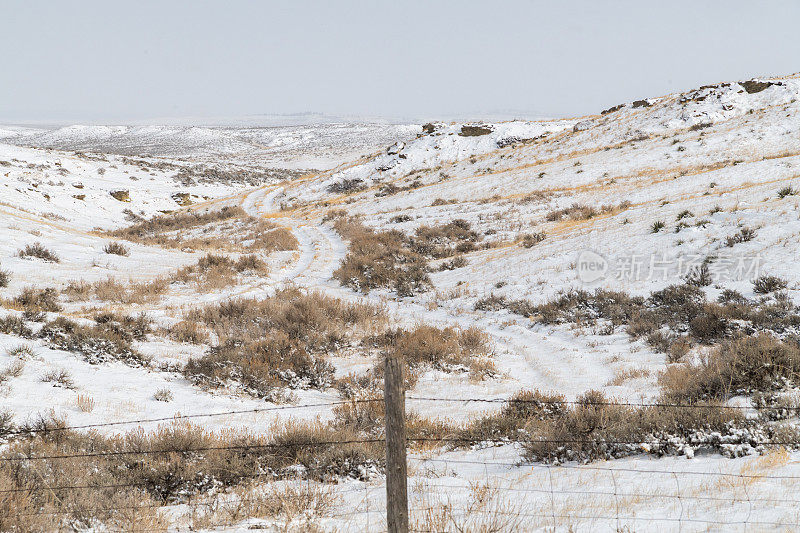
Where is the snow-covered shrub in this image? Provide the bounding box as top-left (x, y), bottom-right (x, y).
top-left (520, 389), bottom-right (748, 463)
top-left (520, 231), bottom-right (546, 248)
top-left (38, 316), bottom-right (149, 366)
top-left (108, 206), bottom-right (297, 253)
top-left (752, 275), bottom-right (788, 294)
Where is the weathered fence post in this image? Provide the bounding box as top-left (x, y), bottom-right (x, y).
top-left (384, 355), bottom-right (409, 533)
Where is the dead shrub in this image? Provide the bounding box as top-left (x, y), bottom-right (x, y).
top-left (753, 275), bottom-right (788, 294)
top-left (0, 268), bottom-right (9, 288)
top-left (103, 241), bottom-right (130, 256)
top-left (14, 286), bottom-right (61, 313)
top-left (168, 320), bottom-right (209, 344)
top-left (660, 335), bottom-right (800, 402)
top-left (0, 316), bottom-right (34, 338)
top-left (332, 216), bottom-right (482, 296)
top-left (17, 242), bottom-right (60, 262)
top-left (376, 325), bottom-right (490, 372)
top-left (520, 390), bottom-right (743, 463)
top-left (183, 289), bottom-right (382, 398)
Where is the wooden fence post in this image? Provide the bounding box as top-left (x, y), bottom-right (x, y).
top-left (384, 355), bottom-right (409, 533)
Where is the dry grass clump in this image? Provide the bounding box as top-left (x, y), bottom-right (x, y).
top-left (14, 286), bottom-right (61, 314)
top-left (75, 394), bottom-right (95, 412)
top-left (153, 387), bottom-right (174, 402)
top-left (752, 275), bottom-right (788, 294)
top-left (0, 316), bottom-right (33, 338)
top-left (660, 335), bottom-right (800, 402)
top-left (332, 215), bottom-right (431, 296)
top-left (185, 481), bottom-right (338, 531)
top-left (183, 288), bottom-right (383, 399)
top-left (411, 482), bottom-right (523, 533)
top-left (171, 253), bottom-right (268, 291)
top-left (108, 206), bottom-right (298, 253)
top-left (167, 320), bottom-right (210, 344)
top-left (17, 242), bottom-right (60, 262)
top-left (520, 390), bottom-right (743, 463)
top-left (0, 418), bottom-right (379, 531)
top-left (65, 253), bottom-right (266, 304)
top-left (0, 267), bottom-right (8, 288)
top-left (40, 368), bottom-right (77, 389)
top-left (64, 276), bottom-right (169, 305)
top-left (331, 215), bottom-right (482, 296)
top-left (103, 241), bottom-right (130, 256)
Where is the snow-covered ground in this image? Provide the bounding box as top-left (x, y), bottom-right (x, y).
top-left (2, 74), bottom-right (800, 531)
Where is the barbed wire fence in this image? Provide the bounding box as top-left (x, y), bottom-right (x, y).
top-left (2, 358), bottom-right (800, 531)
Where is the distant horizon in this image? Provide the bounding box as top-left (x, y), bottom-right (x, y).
top-left (0, 109), bottom-right (556, 129)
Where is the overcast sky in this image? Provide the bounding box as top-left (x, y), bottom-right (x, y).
top-left (1, 0), bottom-right (798, 124)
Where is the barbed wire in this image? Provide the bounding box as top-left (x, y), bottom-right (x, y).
top-left (6, 393), bottom-right (796, 439)
top-left (9, 398), bottom-right (382, 435)
top-left (406, 395), bottom-right (794, 411)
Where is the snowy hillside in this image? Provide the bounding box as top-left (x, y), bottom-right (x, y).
top-left (2, 74), bottom-right (800, 531)
top-left (3, 122), bottom-right (421, 170)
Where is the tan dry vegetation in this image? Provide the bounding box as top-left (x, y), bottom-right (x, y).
top-left (183, 481), bottom-right (338, 531)
top-left (0, 417), bottom-right (380, 531)
top-left (64, 253), bottom-right (268, 306)
top-left (330, 214), bottom-right (485, 296)
top-left (108, 205), bottom-right (298, 253)
top-left (183, 288), bottom-right (386, 399)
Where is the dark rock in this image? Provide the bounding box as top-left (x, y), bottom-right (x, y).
top-left (740, 79), bottom-right (780, 94)
top-left (459, 125), bottom-right (493, 137)
top-left (632, 99), bottom-right (651, 108)
top-left (601, 104), bottom-right (624, 115)
top-left (422, 123), bottom-right (436, 134)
